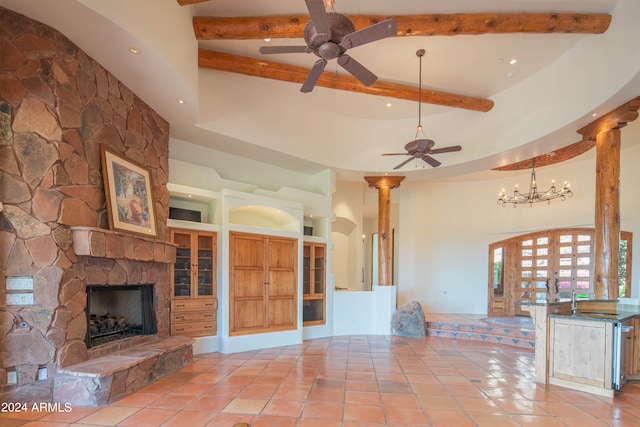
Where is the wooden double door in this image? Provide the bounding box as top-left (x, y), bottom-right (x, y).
top-left (229, 232), bottom-right (297, 335)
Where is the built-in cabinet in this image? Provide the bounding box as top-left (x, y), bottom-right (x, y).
top-left (303, 242), bottom-right (326, 325)
top-left (548, 316), bottom-right (614, 396)
top-left (170, 228), bottom-right (217, 337)
top-left (229, 232), bottom-right (297, 335)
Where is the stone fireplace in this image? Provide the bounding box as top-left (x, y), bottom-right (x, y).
top-left (0, 7), bottom-right (189, 405)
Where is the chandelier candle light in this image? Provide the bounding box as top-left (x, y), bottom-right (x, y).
top-left (497, 160), bottom-right (573, 207)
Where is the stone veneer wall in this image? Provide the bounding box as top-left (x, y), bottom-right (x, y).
top-left (0, 7), bottom-right (173, 403)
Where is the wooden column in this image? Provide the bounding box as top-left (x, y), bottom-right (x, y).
top-left (364, 176), bottom-right (405, 286)
top-left (593, 130), bottom-right (621, 299)
top-left (577, 96), bottom-right (639, 299)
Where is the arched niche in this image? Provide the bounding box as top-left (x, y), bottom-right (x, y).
top-left (228, 204), bottom-right (299, 232)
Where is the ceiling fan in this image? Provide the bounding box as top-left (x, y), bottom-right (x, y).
top-left (383, 49), bottom-right (462, 169)
top-left (258, 0), bottom-right (397, 93)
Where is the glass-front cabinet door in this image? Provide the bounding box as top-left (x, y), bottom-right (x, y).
top-left (170, 229), bottom-right (216, 299)
top-left (197, 234), bottom-right (214, 297)
top-left (303, 242), bottom-right (326, 325)
top-left (173, 231), bottom-right (193, 297)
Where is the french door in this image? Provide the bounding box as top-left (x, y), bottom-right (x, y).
top-left (489, 228), bottom-right (632, 316)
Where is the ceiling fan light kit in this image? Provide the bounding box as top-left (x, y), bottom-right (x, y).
top-left (382, 49), bottom-right (462, 170)
top-left (258, 0), bottom-right (397, 92)
top-left (497, 160), bottom-right (573, 207)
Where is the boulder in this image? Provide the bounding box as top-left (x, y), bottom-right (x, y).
top-left (391, 301), bottom-right (426, 337)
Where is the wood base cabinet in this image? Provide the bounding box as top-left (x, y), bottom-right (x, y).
top-left (171, 299), bottom-right (217, 337)
top-left (229, 232), bottom-right (297, 336)
top-left (170, 228), bottom-right (217, 337)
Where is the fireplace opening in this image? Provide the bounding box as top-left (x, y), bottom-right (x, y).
top-left (85, 284), bottom-right (157, 348)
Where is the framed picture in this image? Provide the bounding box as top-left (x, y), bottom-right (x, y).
top-left (100, 145), bottom-right (157, 237)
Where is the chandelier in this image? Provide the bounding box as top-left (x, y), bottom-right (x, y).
top-left (497, 160), bottom-right (573, 207)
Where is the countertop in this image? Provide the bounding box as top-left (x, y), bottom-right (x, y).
top-left (549, 311), bottom-right (639, 323)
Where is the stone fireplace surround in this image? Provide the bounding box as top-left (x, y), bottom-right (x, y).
top-left (0, 7), bottom-right (192, 405)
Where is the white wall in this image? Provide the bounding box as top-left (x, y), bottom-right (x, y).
top-left (395, 142), bottom-right (640, 314)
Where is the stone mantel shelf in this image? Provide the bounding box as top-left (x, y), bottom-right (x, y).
top-left (71, 226), bottom-right (176, 263)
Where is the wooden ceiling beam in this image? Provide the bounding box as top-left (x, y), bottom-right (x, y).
top-left (194, 13), bottom-right (611, 40)
top-left (577, 96), bottom-right (640, 141)
top-left (198, 49), bottom-right (494, 112)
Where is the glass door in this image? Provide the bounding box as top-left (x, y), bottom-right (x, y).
top-left (553, 230), bottom-right (594, 300)
top-left (173, 231), bottom-right (192, 298)
top-left (197, 234), bottom-right (214, 297)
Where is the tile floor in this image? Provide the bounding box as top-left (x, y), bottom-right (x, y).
top-left (3, 335), bottom-right (640, 426)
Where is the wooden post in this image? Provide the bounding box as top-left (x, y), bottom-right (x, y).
top-left (593, 130), bottom-right (621, 299)
top-left (364, 176), bottom-right (405, 286)
top-left (577, 96), bottom-right (639, 299)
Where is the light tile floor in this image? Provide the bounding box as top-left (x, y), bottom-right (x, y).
top-left (3, 335), bottom-right (640, 426)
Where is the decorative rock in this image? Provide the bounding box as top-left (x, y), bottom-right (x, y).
top-left (391, 301), bottom-right (426, 338)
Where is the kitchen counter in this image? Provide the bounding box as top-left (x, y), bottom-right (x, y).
top-left (520, 300), bottom-right (640, 397)
top-left (550, 310), bottom-right (638, 322)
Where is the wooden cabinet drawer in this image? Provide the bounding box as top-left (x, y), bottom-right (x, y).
top-left (172, 311), bottom-right (215, 323)
top-left (172, 321), bottom-right (216, 337)
top-left (172, 299), bottom-right (217, 312)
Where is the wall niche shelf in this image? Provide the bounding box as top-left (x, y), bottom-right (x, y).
top-left (167, 183), bottom-right (220, 232)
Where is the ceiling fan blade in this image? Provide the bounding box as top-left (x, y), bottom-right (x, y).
top-left (429, 145), bottom-right (462, 154)
top-left (305, 0), bottom-right (331, 42)
top-left (340, 18), bottom-right (398, 49)
top-left (337, 55), bottom-right (377, 86)
top-left (422, 155), bottom-right (441, 168)
top-left (382, 153), bottom-right (410, 156)
top-left (393, 157), bottom-right (415, 170)
top-left (259, 45), bottom-right (309, 54)
top-left (301, 58), bottom-right (327, 93)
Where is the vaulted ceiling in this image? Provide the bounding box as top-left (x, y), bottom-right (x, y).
top-left (2, 0), bottom-right (640, 181)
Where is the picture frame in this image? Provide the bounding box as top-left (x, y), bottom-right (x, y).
top-left (100, 145), bottom-right (158, 237)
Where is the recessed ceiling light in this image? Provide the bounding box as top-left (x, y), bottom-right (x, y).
top-left (177, 99), bottom-right (185, 104)
top-left (592, 113), bottom-right (598, 117)
top-left (506, 71), bottom-right (515, 78)
top-left (497, 58), bottom-right (504, 63)
top-left (128, 46), bottom-right (141, 55)
top-left (264, 38), bottom-right (271, 42)
top-left (386, 102), bottom-right (392, 107)
top-left (509, 58), bottom-right (517, 65)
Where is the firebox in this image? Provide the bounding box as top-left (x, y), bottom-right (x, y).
top-left (85, 284), bottom-right (157, 348)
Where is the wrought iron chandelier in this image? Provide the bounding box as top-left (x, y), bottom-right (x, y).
top-left (497, 160), bottom-right (573, 207)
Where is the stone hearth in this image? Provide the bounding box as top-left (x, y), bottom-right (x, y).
top-left (53, 335), bottom-right (193, 406)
